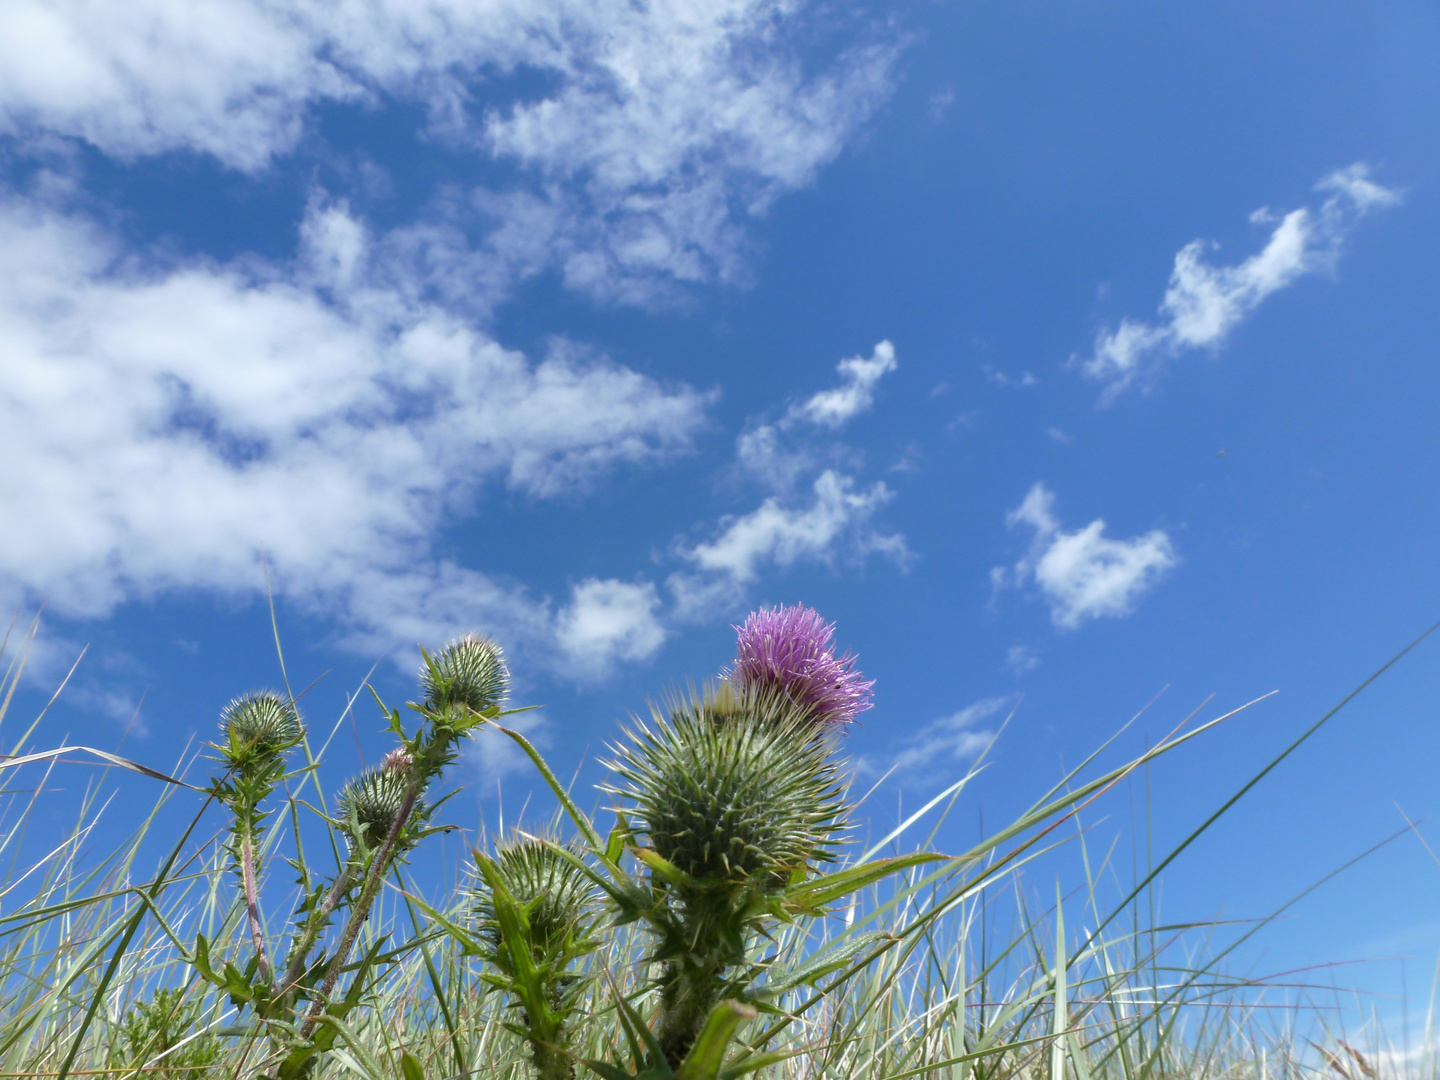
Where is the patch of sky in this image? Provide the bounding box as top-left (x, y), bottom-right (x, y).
top-left (43, 139), bottom-right (306, 263)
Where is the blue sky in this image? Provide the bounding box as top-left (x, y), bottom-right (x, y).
top-left (2, 0), bottom-right (1438, 1028)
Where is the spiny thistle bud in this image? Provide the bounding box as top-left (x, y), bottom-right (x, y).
top-left (472, 837), bottom-right (600, 962)
top-left (218, 691), bottom-right (302, 766)
top-left (335, 767), bottom-right (423, 856)
top-left (608, 689), bottom-right (847, 886)
top-left (472, 836), bottom-right (599, 1080)
top-left (422, 634), bottom-right (509, 716)
top-left (727, 604), bottom-right (873, 728)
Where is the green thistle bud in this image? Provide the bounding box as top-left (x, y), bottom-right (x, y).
top-left (472, 837), bottom-right (600, 963)
top-left (335, 767), bottom-right (424, 856)
top-left (218, 691), bottom-right (301, 767)
top-left (472, 836), bottom-right (600, 1080)
top-left (422, 635), bottom-right (509, 715)
top-left (608, 685), bottom-right (848, 887)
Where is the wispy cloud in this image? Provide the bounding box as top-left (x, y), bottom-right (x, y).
top-left (889, 697), bottom-right (1010, 777)
top-left (670, 470), bottom-right (907, 619)
top-left (793, 341), bottom-right (898, 428)
top-left (0, 0), bottom-right (903, 306)
top-left (983, 365), bottom-right (1037, 389)
top-left (994, 484), bottom-right (1176, 628)
top-left (0, 0), bottom-right (908, 693)
top-left (733, 339), bottom-right (897, 493)
top-left (1003, 644), bottom-right (1040, 675)
top-left (1079, 163), bottom-right (1401, 401)
top-left (664, 339), bottom-right (907, 619)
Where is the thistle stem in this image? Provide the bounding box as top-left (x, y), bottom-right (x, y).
top-left (530, 1037), bottom-right (576, 1080)
top-left (301, 780), bottom-right (420, 1033)
top-left (657, 957), bottom-right (724, 1068)
top-left (240, 830), bottom-right (271, 985)
top-left (278, 865), bottom-right (352, 998)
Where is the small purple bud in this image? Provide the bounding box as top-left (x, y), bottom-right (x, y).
top-left (728, 604), bottom-right (873, 727)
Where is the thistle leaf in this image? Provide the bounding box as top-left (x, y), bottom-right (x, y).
top-left (675, 1000), bottom-right (756, 1080)
top-left (783, 852), bottom-right (949, 913)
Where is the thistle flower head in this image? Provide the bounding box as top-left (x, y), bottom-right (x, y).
top-left (727, 604), bottom-right (873, 728)
top-left (335, 767), bottom-right (424, 856)
top-left (607, 687), bottom-right (847, 887)
top-left (217, 691), bottom-right (302, 766)
top-left (472, 836), bottom-right (600, 961)
top-left (421, 634), bottom-right (509, 716)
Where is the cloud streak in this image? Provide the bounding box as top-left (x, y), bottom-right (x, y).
top-left (889, 697), bottom-right (1009, 777)
top-left (1080, 164), bottom-right (1401, 401)
top-left (0, 0), bottom-right (903, 306)
top-left (670, 470), bottom-right (907, 619)
top-left (794, 340), bottom-right (897, 428)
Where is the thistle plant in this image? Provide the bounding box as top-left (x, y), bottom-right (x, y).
top-left (606, 684), bottom-right (848, 1066)
top-left (292, 636), bottom-right (508, 1021)
top-left (474, 606), bottom-right (942, 1080)
top-left (469, 836), bottom-right (603, 1080)
top-left (212, 691), bottom-right (303, 984)
top-left (187, 634), bottom-right (514, 1080)
top-left (107, 989), bottom-right (222, 1080)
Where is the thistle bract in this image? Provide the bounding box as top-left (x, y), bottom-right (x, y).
top-left (218, 691), bottom-right (301, 766)
top-left (422, 634), bottom-right (509, 715)
top-left (608, 686), bottom-right (847, 885)
top-left (381, 747), bottom-right (413, 774)
top-left (728, 604), bottom-right (873, 727)
top-left (335, 767), bottom-right (424, 856)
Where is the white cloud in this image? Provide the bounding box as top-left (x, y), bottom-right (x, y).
top-left (734, 422), bottom-right (817, 494)
top-left (1080, 163), bottom-right (1401, 400)
top-left (0, 0), bottom-right (902, 305)
top-left (0, 194), bottom-right (708, 667)
top-left (1003, 644), bottom-right (1039, 675)
top-left (555, 578), bottom-right (667, 681)
top-left (733, 339), bottom-right (898, 492)
top-left (670, 470), bottom-right (907, 619)
top-left (927, 88), bottom-right (956, 122)
top-left (996, 484), bottom-right (1176, 629)
top-left (890, 697), bottom-right (1008, 776)
top-left (664, 341), bottom-right (907, 621)
top-left (794, 340), bottom-right (897, 428)
top-left (0, 1), bottom-right (911, 715)
top-left (0, 192), bottom-right (908, 686)
top-left (983, 365), bottom-right (1037, 389)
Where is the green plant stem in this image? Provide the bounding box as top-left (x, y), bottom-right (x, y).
top-left (530, 1032), bottom-right (576, 1080)
top-left (239, 828), bottom-right (271, 985)
top-left (279, 865), bottom-right (352, 998)
top-left (302, 779), bottom-right (420, 1032)
top-left (657, 955), bottom-right (725, 1068)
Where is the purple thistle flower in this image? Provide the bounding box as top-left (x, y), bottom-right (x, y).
top-left (728, 604), bottom-right (874, 727)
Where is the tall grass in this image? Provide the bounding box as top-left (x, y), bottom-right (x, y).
top-left (0, 612), bottom-right (1434, 1080)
